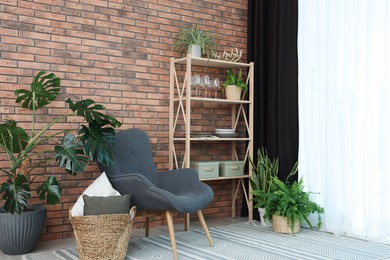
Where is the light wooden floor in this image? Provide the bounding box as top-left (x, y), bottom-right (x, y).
top-left (0, 216), bottom-right (248, 260)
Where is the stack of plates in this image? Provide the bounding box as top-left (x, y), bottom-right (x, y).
top-left (214, 128), bottom-right (237, 138)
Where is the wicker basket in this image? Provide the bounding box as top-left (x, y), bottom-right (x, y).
top-left (69, 206), bottom-right (136, 260)
top-left (272, 215), bottom-right (300, 234)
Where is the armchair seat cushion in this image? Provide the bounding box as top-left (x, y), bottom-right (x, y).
top-left (98, 128), bottom-right (214, 214)
top-left (108, 173), bottom-right (213, 213)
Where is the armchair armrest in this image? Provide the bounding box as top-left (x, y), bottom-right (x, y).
top-left (157, 168), bottom-right (200, 190)
top-left (108, 173), bottom-right (177, 211)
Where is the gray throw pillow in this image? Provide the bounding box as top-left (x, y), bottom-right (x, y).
top-left (83, 194), bottom-right (131, 216)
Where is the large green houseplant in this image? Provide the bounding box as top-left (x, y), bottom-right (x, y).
top-left (0, 71), bottom-right (121, 254)
top-left (249, 147), bottom-right (278, 225)
top-left (262, 163), bottom-right (324, 234)
top-left (173, 20), bottom-right (215, 58)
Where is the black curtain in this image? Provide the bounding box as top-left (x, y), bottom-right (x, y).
top-left (243, 0), bottom-right (299, 218)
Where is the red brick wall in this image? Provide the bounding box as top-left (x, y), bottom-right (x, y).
top-left (0, 0), bottom-right (248, 240)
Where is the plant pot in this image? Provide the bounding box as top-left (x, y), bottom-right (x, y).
top-left (272, 215), bottom-right (300, 234)
top-left (0, 205), bottom-right (46, 255)
top-left (225, 85), bottom-right (242, 100)
top-left (188, 44), bottom-right (201, 58)
top-left (258, 208), bottom-right (272, 226)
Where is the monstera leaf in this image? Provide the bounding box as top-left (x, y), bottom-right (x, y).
top-left (55, 134), bottom-right (88, 175)
top-left (37, 176), bottom-right (61, 205)
top-left (15, 71), bottom-right (60, 110)
top-left (66, 99), bottom-right (121, 128)
top-left (79, 123), bottom-right (116, 166)
top-left (0, 120), bottom-right (29, 153)
top-left (0, 174), bottom-right (31, 214)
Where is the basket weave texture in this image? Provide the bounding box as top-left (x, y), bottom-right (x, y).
top-left (69, 206), bottom-right (136, 260)
top-left (272, 215), bottom-right (300, 234)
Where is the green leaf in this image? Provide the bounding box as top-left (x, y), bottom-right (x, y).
top-left (15, 71), bottom-right (60, 110)
top-left (0, 120), bottom-right (29, 153)
top-left (0, 174), bottom-right (31, 214)
top-left (55, 134), bottom-right (88, 175)
top-left (79, 123), bottom-right (116, 166)
top-left (36, 176), bottom-right (62, 205)
top-left (66, 99), bottom-right (122, 128)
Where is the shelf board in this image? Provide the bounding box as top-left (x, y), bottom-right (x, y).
top-left (174, 57), bottom-right (251, 69)
top-left (200, 175), bottom-right (250, 181)
top-left (173, 97), bottom-right (251, 104)
top-left (173, 137), bottom-right (251, 141)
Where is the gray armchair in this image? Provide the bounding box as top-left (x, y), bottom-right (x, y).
top-left (98, 128), bottom-right (214, 260)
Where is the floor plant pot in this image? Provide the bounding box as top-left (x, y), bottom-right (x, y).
top-left (258, 208), bottom-right (272, 226)
top-left (0, 205), bottom-right (46, 255)
top-left (225, 85), bottom-right (242, 100)
top-left (188, 44), bottom-right (201, 58)
top-left (272, 215), bottom-right (300, 234)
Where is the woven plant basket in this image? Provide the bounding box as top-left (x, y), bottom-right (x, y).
top-left (272, 215), bottom-right (300, 234)
top-left (69, 206), bottom-right (136, 260)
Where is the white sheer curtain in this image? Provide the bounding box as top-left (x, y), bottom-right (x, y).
top-left (298, 0), bottom-right (390, 243)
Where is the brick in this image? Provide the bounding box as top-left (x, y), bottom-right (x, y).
top-left (35, 40), bottom-right (66, 50)
top-left (52, 50), bottom-right (81, 59)
top-left (66, 29), bottom-right (95, 39)
top-left (1, 36), bottom-right (34, 46)
top-left (36, 11), bottom-right (66, 21)
top-left (0, 12), bottom-right (18, 21)
top-left (2, 52), bottom-right (34, 61)
top-left (0, 60), bottom-right (17, 67)
top-left (51, 35), bottom-right (82, 45)
top-left (35, 55), bottom-right (65, 64)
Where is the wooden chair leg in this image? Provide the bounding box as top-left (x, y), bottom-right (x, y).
top-left (197, 210), bottom-right (214, 246)
top-left (145, 216), bottom-right (150, 237)
top-left (165, 210), bottom-right (178, 260)
top-left (184, 213), bottom-right (190, 231)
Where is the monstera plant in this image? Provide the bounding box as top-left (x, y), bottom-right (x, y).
top-left (0, 71), bottom-right (122, 215)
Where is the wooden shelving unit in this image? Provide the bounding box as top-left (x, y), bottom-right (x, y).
top-left (168, 54), bottom-right (254, 221)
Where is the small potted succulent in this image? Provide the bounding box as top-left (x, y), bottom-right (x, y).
top-left (0, 71), bottom-right (121, 255)
top-left (222, 69), bottom-right (248, 100)
top-left (262, 163), bottom-right (325, 234)
top-left (173, 20), bottom-right (215, 58)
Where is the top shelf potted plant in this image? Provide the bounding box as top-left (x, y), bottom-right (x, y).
top-left (173, 20), bottom-right (216, 59)
top-left (0, 71), bottom-right (122, 255)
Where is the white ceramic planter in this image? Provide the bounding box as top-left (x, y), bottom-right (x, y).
top-left (225, 85), bottom-right (242, 100)
top-left (258, 208), bottom-right (272, 226)
top-left (188, 44), bottom-right (201, 58)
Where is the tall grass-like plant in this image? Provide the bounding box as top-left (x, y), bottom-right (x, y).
top-left (173, 21), bottom-right (215, 58)
top-left (0, 71), bottom-right (122, 214)
top-left (249, 147), bottom-right (278, 208)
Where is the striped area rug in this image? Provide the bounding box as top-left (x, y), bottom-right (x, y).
top-left (23, 221), bottom-right (390, 260)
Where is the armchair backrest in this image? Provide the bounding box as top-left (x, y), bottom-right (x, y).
top-left (98, 128), bottom-right (158, 184)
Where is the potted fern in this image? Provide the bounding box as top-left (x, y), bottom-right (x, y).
top-left (249, 147), bottom-right (278, 226)
top-left (262, 163), bottom-right (324, 234)
top-left (222, 69), bottom-right (248, 100)
top-left (173, 20), bottom-right (215, 58)
top-left (0, 71), bottom-right (121, 255)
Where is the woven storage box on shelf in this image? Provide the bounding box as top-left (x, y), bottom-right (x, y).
top-left (69, 206), bottom-right (136, 260)
top-left (272, 215), bottom-right (300, 234)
